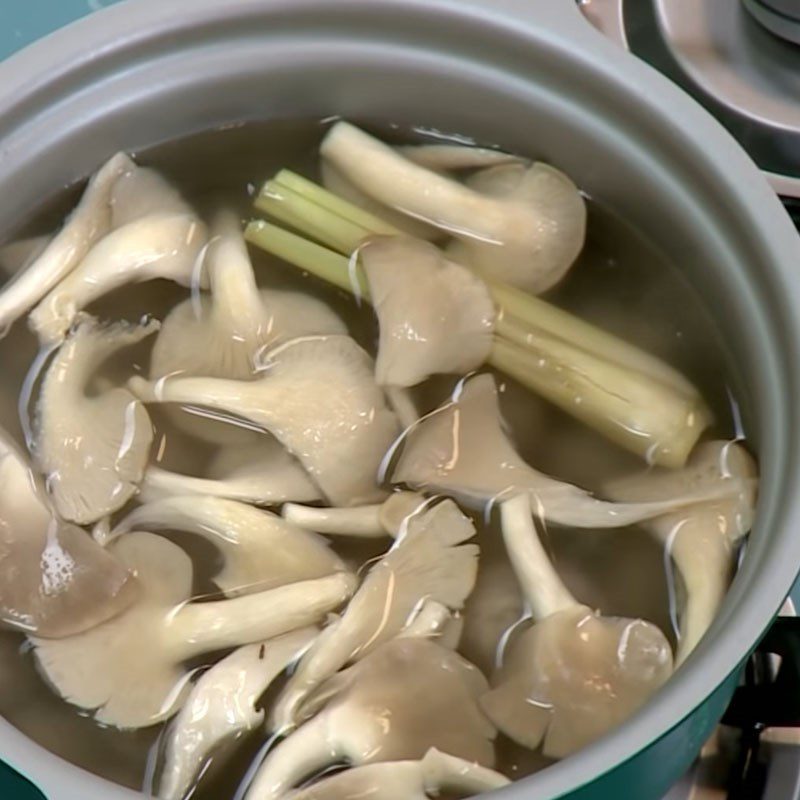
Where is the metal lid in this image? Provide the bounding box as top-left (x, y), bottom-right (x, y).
top-left (580, 0), bottom-right (800, 198)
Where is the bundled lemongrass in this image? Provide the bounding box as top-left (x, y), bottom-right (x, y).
top-left (246, 169), bottom-right (711, 468)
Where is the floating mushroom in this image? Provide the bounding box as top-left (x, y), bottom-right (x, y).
top-left (109, 495), bottom-right (345, 596)
top-left (271, 499), bottom-right (478, 730)
top-left (284, 747), bottom-right (510, 800)
top-left (158, 627), bottom-right (317, 800)
top-left (247, 638), bottom-right (496, 800)
top-left (32, 532), bottom-right (356, 728)
top-left (480, 494), bottom-right (673, 758)
top-left (0, 427), bottom-right (138, 638)
top-left (149, 211), bottom-right (345, 444)
top-left (392, 374), bottom-right (733, 528)
top-left (605, 440), bottom-right (757, 664)
top-left (398, 143), bottom-right (526, 171)
top-left (33, 316), bottom-right (158, 525)
top-left (130, 335), bottom-right (400, 506)
top-left (29, 212), bottom-right (208, 343)
top-left (361, 236), bottom-right (494, 387)
top-left (0, 153), bottom-right (133, 333)
top-left (320, 122), bottom-right (586, 293)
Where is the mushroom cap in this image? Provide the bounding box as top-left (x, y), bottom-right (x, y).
top-left (134, 336), bottom-right (399, 506)
top-left (112, 494), bottom-right (344, 596)
top-left (449, 162), bottom-right (587, 293)
top-left (299, 638), bottom-right (496, 766)
top-left (29, 213), bottom-right (208, 343)
top-left (0, 430), bottom-right (138, 638)
top-left (33, 532), bottom-right (356, 729)
top-left (361, 236), bottom-right (495, 387)
top-left (392, 374), bottom-right (733, 528)
top-left (605, 440), bottom-right (758, 662)
top-left (33, 531), bottom-right (197, 728)
top-left (480, 605), bottom-right (673, 759)
top-left (286, 761), bottom-right (426, 800)
top-left (159, 627), bottom-right (317, 800)
top-left (151, 288), bottom-right (346, 383)
top-left (110, 164), bottom-right (192, 227)
top-left (34, 317), bottom-right (157, 524)
top-left (271, 499), bottom-right (478, 728)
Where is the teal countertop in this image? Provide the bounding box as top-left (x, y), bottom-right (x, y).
top-left (0, 0), bottom-right (122, 61)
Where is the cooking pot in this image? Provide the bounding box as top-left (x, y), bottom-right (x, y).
top-left (1, 1), bottom-right (799, 798)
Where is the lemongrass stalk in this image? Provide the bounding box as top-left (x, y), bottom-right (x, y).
top-left (247, 173), bottom-right (711, 467)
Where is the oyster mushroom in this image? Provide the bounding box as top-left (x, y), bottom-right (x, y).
top-left (149, 211), bottom-right (345, 444)
top-left (29, 212), bottom-right (208, 343)
top-left (0, 153), bottom-right (133, 332)
top-left (158, 627), bottom-right (317, 800)
top-left (605, 440), bottom-right (757, 664)
top-left (109, 495), bottom-right (345, 596)
top-left (270, 499), bottom-right (478, 730)
top-left (285, 747), bottom-right (510, 800)
top-left (0, 427), bottom-right (138, 637)
top-left (361, 236), bottom-right (495, 387)
top-left (33, 316), bottom-right (158, 525)
top-left (392, 374), bottom-right (733, 528)
top-left (320, 122), bottom-right (586, 293)
top-left (320, 161), bottom-right (440, 241)
top-left (247, 638), bottom-right (496, 800)
top-left (480, 493), bottom-right (674, 758)
top-left (32, 532), bottom-right (356, 728)
top-left (130, 335), bottom-right (400, 506)
top-left (141, 436), bottom-right (322, 506)
top-left (110, 163), bottom-right (193, 226)
top-left (398, 143), bottom-right (526, 171)
top-left (281, 491), bottom-right (427, 538)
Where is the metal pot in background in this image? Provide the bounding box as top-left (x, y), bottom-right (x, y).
top-left (0, 1), bottom-right (800, 798)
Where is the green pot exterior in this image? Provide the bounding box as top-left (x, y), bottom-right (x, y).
top-left (562, 668), bottom-right (741, 800)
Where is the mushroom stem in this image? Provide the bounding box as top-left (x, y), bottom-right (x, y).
top-left (246, 714), bottom-right (336, 800)
top-left (0, 153), bottom-right (133, 332)
top-left (207, 210), bottom-right (265, 325)
top-left (398, 600), bottom-right (454, 642)
top-left (499, 493), bottom-right (575, 620)
top-left (173, 572), bottom-right (355, 659)
top-left (320, 122), bottom-right (513, 242)
top-left (385, 386), bottom-right (420, 430)
top-left (281, 503), bottom-right (385, 537)
top-left (421, 748), bottom-right (510, 794)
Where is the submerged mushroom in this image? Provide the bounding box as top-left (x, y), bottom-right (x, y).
top-left (605, 440), bottom-right (757, 664)
top-left (321, 161), bottom-right (440, 241)
top-left (141, 436), bottom-right (322, 506)
top-left (285, 747), bottom-right (510, 800)
top-left (158, 627), bottom-right (317, 800)
top-left (393, 374), bottom-right (734, 528)
top-left (110, 163), bottom-right (193, 226)
top-left (271, 499), bottom-right (478, 730)
top-left (34, 316), bottom-right (158, 525)
top-left (247, 638), bottom-right (496, 800)
top-left (480, 494), bottom-right (673, 758)
top-left (281, 491), bottom-right (426, 538)
top-left (32, 532), bottom-right (356, 728)
top-left (361, 236), bottom-right (494, 387)
top-left (0, 153), bottom-right (133, 333)
top-left (109, 495), bottom-right (345, 596)
top-left (29, 212), bottom-right (207, 343)
top-left (0, 427), bottom-right (138, 638)
top-left (149, 211), bottom-right (345, 443)
top-left (130, 335), bottom-right (400, 506)
top-left (398, 143), bottom-right (526, 171)
top-left (320, 122), bottom-right (586, 293)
